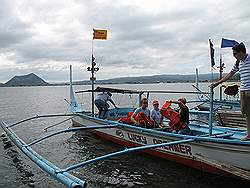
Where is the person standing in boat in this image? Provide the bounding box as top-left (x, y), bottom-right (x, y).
top-left (170, 98), bottom-right (190, 134)
top-left (131, 98), bottom-right (151, 127)
top-left (211, 42), bottom-right (250, 141)
top-left (150, 100), bottom-right (164, 128)
top-left (94, 91), bottom-right (117, 118)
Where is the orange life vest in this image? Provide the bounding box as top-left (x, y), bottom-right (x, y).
top-left (160, 101), bottom-right (182, 131)
top-left (118, 112), bottom-right (134, 125)
top-left (135, 112), bottom-right (155, 128)
top-left (119, 111), bottom-right (155, 128)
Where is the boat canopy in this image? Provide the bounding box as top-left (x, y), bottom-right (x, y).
top-left (75, 86), bottom-right (142, 94)
top-left (75, 86), bottom-right (209, 95)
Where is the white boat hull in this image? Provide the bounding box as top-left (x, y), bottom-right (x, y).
top-left (72, 114), bottom-right (250, 174)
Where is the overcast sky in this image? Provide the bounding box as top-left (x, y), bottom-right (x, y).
top-left (0, 0), bottom-right (249, 82)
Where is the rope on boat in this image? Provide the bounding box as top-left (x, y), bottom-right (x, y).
top-left (192, 84), bottom-right (210, 99)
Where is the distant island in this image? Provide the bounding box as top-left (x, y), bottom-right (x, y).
top-left (0, 72), bottom-right (240, 87)
top-left (3, 73), bottom-right (49, 87)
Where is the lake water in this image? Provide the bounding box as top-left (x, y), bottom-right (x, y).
top-left (0, 83), bottom-right (246, 188)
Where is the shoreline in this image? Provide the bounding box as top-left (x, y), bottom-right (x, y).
top-left (0, 80), bottom-right (240, 88)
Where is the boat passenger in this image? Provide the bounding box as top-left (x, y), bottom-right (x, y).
top-left (131, 98), bottom-right (151, 127)
top-left (150, 100), bottom-right (164, 128)
top-left (170, 98), bottom-right (190, 134)
top-left (211, 42), bottom-right (250, 141)
top-left (94, 92), bottom-right (117, 118)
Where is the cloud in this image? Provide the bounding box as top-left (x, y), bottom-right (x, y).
top-left (0, 0), bottom-right (33, 49)
top-left (0, 0), bottom-right (250, 82)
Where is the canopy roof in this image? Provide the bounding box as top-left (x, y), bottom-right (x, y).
top-left (75, 86), bottom-right (142, 94)
top-left (75, 86), bottom-right (209, 95)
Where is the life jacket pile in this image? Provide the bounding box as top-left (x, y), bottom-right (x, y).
top-left (135, 112), bottom-right (155, 128)
top-left (118, 112), bottom-right (134, 125)
top-left (118, 111), bottom-right (155, 128)
top-left (160, 101), bottom-right (183, 131)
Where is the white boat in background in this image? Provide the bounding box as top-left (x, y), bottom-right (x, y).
top-left (193, 68), bottom-right (240, 111)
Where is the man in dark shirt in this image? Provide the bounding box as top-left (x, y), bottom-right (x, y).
top-left (170, 98), bottom-right (190, 134)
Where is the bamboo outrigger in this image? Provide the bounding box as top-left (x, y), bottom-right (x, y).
top-left (1, 65), bottom-right (250, 187)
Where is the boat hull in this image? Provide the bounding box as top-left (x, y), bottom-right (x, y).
top-left (72, 114), bottom-right (250, 176)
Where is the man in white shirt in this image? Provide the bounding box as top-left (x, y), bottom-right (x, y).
top-left (150, 100), bottom-right (164, 128)
top-left (212, 42), bottom-right (250, 141)
top-left (94, 92), bottom-right (117, 118)
top-left (131, 98), bottom-right (150, 126)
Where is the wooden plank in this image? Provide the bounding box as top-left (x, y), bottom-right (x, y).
top-left (218, 116), bottom-right (246, 121)
top-left (218, 114), bottom-right (246, 120)
top-left (220, 119), bottom-right (246, 123)
top-left (216, 121), bottom-right (246, 128)
top-left (216, 111), bottom-right (246, 128)
top-left (195, 154), bottom-right (250, 181)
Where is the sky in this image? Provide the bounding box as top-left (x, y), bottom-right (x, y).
top-left (0, 0), bottom-right (250, 83)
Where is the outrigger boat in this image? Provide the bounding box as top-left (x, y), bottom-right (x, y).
top-left (1, 65), bottom-right (250, 187)
top-left (70, 65), bottom-right (250, 177)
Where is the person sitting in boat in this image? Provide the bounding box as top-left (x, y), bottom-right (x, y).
top-left (150, 100), bottom-right (164, 128)
top-left (131, 98), bottom-right (154, 128)
top-left (94, 91), bottom-right (117, 118)
top-left (170, 98), bottom-right (190, 134)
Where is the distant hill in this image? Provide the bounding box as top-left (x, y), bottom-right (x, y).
top-left (74, 73), bottom-right (239, 85)
top-left (4, 73), bottom-right (48, 87)
top-left (1, 72), bottom-right (240, 87)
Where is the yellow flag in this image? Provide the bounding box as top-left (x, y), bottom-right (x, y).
top-left (93, 29), bottom-right (107, 40)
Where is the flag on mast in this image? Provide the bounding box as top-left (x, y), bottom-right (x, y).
top-left (209, 39), bottom-right (215, 67)
top-left (93, 29), bottom-right (107, 40)
top-left (221, 38), bottom-right (238, 48)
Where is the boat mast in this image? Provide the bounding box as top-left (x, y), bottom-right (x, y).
top-left (88, 32), bottom-right (99, 115)
top-left (88, 28), bottom-right (107, 115)
top-left (209, 86), bottom-right (214, 136)
top-left (208, 39), bottom-right (215, 136)
top-left (195, 68), bottom-right (199, 89)
top-left (218, 54), bottom-right (225, 101)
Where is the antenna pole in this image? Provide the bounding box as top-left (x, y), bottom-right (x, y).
top-left (91, 39), bottom-right (94, 115)
top-left (87, 29), bottom-right (99, 115)
top-left (219, 53), bottom-right (223, 101)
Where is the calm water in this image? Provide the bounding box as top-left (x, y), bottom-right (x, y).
top-left (0, 83), bottom-right (246, 188)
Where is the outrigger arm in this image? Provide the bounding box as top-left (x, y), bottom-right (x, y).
top-left (7, 113), bottom-right (77, 128)
top-left (58, 138), bottom-right (196, 173)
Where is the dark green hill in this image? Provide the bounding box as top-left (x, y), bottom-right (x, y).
top-left (4, 73), bottom-right (48, 87)
top-left (75, 73), bottom-right (239, 85)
